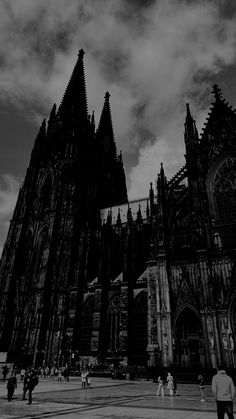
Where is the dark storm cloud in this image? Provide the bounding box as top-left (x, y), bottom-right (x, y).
top-left (0, 0), bottom-right (236, 249)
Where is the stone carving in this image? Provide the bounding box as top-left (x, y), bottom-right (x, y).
top-left (209, 332), bottom-right (215, 349)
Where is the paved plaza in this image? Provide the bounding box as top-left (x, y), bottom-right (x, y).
top-left (0, 376), bottom-right (223, 418)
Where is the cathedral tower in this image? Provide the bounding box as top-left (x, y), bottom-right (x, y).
top-left (0, 50), bottom-right (127, 366)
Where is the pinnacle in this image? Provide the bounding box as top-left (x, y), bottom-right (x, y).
top-left (212, 84), bottom-right (222, 101)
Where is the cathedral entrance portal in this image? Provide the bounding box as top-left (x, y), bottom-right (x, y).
top-left (174, 307), bottom-right (202, 368)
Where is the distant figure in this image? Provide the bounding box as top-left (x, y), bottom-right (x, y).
top-left (197, 374), bottom-right (207, 402)
top-left (87, 375), bottom-right (91, 389)
top-left (212, 364), bottom-right (235, 419)
top-left (81, 370), bottom-right (87, 388)
top-left (2, 365), bottom-right (9, 382)
top-left (156, 376), bottom-right (164, 397)
top-left (166, 372), bottom-right (174, 396)
top-left (7, 374), bottom-right (17, 402)
top-left (20, 368), bottom-right (26, 382)
top-left (58, 368), bottom-right (62, 382)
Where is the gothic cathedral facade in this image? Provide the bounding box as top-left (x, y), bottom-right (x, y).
top-left (0, 50), bottom-right (236, 370)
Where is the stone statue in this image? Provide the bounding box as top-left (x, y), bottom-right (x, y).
top-left (222, 333), bottom-right (228, 350)
top-left (209, 332), bottom-right (215, 349)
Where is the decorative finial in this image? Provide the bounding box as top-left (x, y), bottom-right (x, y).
top-left (78, 49), bottom-right (85, 59)
top-left (105, 91), bottom-right (110, 101)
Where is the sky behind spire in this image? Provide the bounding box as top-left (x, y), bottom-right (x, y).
top-left (0, 0), bottom-right (236, 253)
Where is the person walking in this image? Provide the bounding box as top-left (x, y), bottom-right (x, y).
top-left (23, 367), bottom-right (39, 404)
top-left (212, 364), bottom-right (235, 419)
top-left (197, 374), bottom-right (207, 402)
top-left (166, 372), bottom-right (174, 396)
top-left (7, 374), bottom-right (17, 402)
top-left (156, 375), bottom-right (165, 397)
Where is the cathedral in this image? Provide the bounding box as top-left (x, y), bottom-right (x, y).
top-left (0, 50), bottom-right (236, 371)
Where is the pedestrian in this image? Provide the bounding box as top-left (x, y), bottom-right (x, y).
top-left (23, 367), bottom-right (39, 404)
top-left (81, 370), bottom-right (87, 388)
top-left (197, 374), bottom-right (207, 402)
top-left (87, 375), bottom-right (91, 389)
top-left (2, 365), bottom-right (9, 382)
top-left (20, 368), bottom-right (26, 382)
top-left (156, 375), bottom-right (165, 397)
top-left (7, 374), bottom-right (17, 402)
top-left (166, 372), bottom-right (174, 396)
top-left (58, 367), bottom-right (62, 382)
top-left (212, 364), bottom-right (235, 419)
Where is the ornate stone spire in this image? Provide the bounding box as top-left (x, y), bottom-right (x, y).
top-left (58, 49), bottom-right (88, 124)
top-left (96, 92), bottom-right (116, 156)
top-left (184, 103), bottom-right (198, 143)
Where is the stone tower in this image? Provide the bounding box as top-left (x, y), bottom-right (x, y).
top-left (0, 50), bottom-right (127, 366)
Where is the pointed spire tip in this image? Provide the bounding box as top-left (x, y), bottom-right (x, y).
top-left (78, 49), bottom-right (85, 59)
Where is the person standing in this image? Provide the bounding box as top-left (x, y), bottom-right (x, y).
top-left (212, 365), bottom-right (235, 419)
top-left (156, 375), bottom-right (165, 397)
top-left (7, 374), bottom-right (17, 402)
top-left (166, 372), bottom-right (174, 396)
top-left (58, 367), bottom-right (62, 382)
top-left (20, 368), bottom-right (26, 382)
top-left (197, 374), bottom-right (207, 402)
top-left (81, 370), bottom-right (87, 388)
top-left (87, 375), bottom-right (91, 389)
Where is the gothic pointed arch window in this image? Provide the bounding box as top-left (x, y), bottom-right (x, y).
top-left (208, 157), bottom-right (236, 248)
top-left (107, 295), bottom-right (120, 352)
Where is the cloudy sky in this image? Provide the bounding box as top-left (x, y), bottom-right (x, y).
top-left (0, 0), bottom-right (236, 253)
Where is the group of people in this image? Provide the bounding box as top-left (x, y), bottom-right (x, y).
top-left (6, 366), bottom-right (39, 403)
top-left (81, 370), bottom-right (91, 388)
top-left (156, 372), bottom-right (177, 397)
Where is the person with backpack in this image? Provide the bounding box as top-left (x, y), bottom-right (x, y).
top-left (23, 367), bottom-right (39, 404)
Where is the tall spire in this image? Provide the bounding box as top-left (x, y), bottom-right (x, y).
top-left (184, 103), bottom-right (198, 144)
top-left (58, 49), bottom-right (88, 124)
top-left (96, 92), bottom-right (116, 155)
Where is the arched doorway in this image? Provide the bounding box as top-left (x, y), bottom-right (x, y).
top-left (174, 307), bottom-right (202, 368)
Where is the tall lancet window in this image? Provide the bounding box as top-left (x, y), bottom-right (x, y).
top-left (107, 296), bottom-right (120, 352)
top-left (208, 157), bottom-right (236, 248)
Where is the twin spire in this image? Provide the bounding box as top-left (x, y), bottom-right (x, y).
top-left (57, 49), bottom-right (115, 152)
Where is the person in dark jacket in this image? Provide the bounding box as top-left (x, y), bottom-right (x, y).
top-left (7, 374), bottom-right (17, 402)
top-left (23, 367), bottom-right (39, 404)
